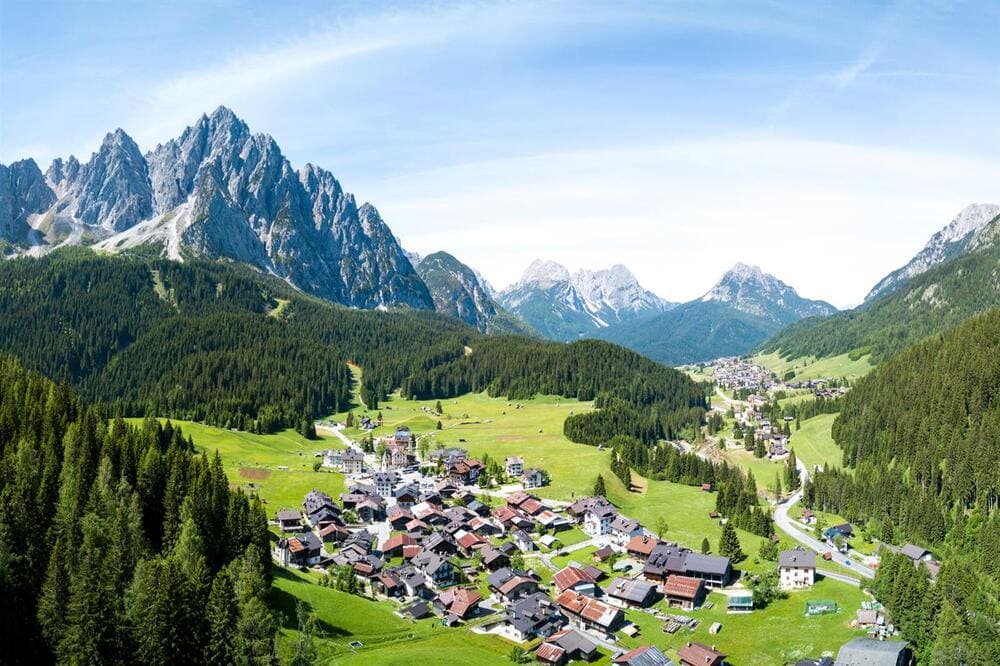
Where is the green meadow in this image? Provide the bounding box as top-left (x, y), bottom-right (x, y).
top-left (755, 351), bottom-right (873, 382)
top-left (620, 577), bottom-right (868, 666)
top-left (127, 419), bottom-right (348, 512)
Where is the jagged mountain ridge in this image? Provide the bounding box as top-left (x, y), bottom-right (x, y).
top-left (596, 263), bottom-right (837, 364)
top-left (498, 259), bottom-right (673, 340)
top-left (865, 203), bottom-right (1000, 302)
top-left (1, 107), bottom-right (433, 310)
top-left (415, 251), bottom-right (536, 336)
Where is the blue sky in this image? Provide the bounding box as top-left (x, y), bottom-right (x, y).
top-left (2, 1), bottom-right (1000, 306)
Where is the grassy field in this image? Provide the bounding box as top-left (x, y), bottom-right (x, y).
top-left (792, 414), bottom-right (843, 472)
top-left (270, 567), bottom-right (516, 665)
top-left (127, 419), bottom-right (347, 513)
top-left (755, 352), bottom-right (873, 382)
top-left (619, 577), bottom-right (869, 665)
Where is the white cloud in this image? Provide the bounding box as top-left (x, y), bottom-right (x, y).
top-left (362, 137), bottom-right (1000, 308)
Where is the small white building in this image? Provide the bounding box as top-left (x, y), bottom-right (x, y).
top-left (583, 503), bottom-right (617, 537)
top-left (505, 456), bottom-right (524, 478)
top-left (778, 548), bottom-right (816, 590)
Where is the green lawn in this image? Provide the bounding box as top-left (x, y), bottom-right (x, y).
top-left (791, 414), bottom-right (843, 472)
top-left (619, 577), bottom-right (868, 666)
top-left (127, 419), bottom-right (347, 513)
top-left (270, 567), bottom-right (514, 665)
top-left (755, 352), bottom-right (873, 382)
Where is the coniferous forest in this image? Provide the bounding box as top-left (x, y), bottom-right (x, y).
top-left (0, 356), bottom-right (274, 665)
top-left (807, 308), bottom-right (1000, 661)
top-left (0, 250), bottom-right (706, 441)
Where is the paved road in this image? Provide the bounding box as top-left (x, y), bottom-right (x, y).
top-left (773, 459), bottom-right (876, 580)
top-left (817, 568), bottom-right (861, 586)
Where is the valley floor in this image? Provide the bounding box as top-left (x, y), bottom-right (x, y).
top-left (144, 387), bottom-right (871, 665)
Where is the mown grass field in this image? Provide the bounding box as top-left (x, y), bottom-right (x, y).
top-left (792, 414), bottom-right (843, 472)
top-left (619, 577), bottom-right (869, 666)
top-left (755, 351), bottom-right (873, 382)
top-left (126, 419), bottom-right (347, 512)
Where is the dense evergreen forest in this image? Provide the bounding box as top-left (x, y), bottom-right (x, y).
top-left (807, 308), bottom-right (1000, 661)
top-left (0, 356), bottom-right (274, 664)
top-left (0, 250), bottom-right (706, 442)
top-left (759, 240), bottom-right (1000, 364)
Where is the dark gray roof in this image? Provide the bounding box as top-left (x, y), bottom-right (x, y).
top-left (683, 552), bottom-right (731, 577)
top-left (506, 592), bottom-right (565, 637)
top-left (900, 543), bottom-right (929, 560)
top-left (779, 549), bottom-right (817, 568)
top-left (607, 577), bottom-right (657, 603)
top-left (276, 509), bottom-right (301, 521)
top-left (550, 629), bottom-right (597, 655)
top-left (835, 638), bottom-right (909, 666)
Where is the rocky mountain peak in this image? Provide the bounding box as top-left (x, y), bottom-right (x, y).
top-left (866, 203), bottom-right (1000, 302)
top-left (0, 159), bottom-right (56, 242)
top-left (702, 263), bottom-right (835, 324)
top-left (519, 259), bottom-right (571, 285)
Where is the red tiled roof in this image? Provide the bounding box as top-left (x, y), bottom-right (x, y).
top-left (382, 534), bottom-right (417, 553)
top-left (520, 498), bottom-right (544, 515)
top-left (553, 565), bottom-right (596, 591)
top-left (402, 545), bottom-right (422, 560)
top-left (627, 535), bottom-right (660, 556)
top-left (662, 575), bottom-right (703, 600)
top-left (448, 588), bottom-right (482, 618)
top-left (536, 643), bottom-right (566, 663)
top-left (556, 589), bottom-right (620, 628)
top-left (677, 641), bottom-right (726, 666)
top-left (498, 576), bottom-right (536, 596)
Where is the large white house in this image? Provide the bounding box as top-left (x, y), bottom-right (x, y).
top-left (583, 503), bottom-right (617, 537)
top-left (778, 548), bottom-right (816, 590)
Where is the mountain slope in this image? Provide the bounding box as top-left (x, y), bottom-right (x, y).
top-left (498, 260), bottom-right (672, 340)
top-left (415, 251), bottom-right (537, 335)
top-left (2, 106), bottom-right (433, 310)
top-left (597, 264), bottom-right (836, 364)
top-left (761, 219), bottom-right (1000, 363)
top-left (865, 203), bottom-right (1000, 302)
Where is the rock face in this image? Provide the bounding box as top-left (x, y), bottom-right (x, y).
top-left (3, 106), bottom-right (433, 310)
top-left (415, 251), bottom-right (535, 335)
top-left (0, 159), bottom-right (55, 243)
top-left (701, 262), bottom-right (836, 325)
top-left (498, 259), bottom-right (672, 340)
top-left (866, 203), bottom-right (1000, 302)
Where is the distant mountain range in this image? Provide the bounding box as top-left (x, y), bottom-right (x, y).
top-left (497, 260), bottom-right (674, 340)
top-left (495, 258), bottom-right (835, 364)
top-left (596, 263), bottom-right (836, 364)
top-left (762, 203), bottom-right (1000, 364)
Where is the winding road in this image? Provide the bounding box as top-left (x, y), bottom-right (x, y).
top-left (773, 457), bottom-right (875, 580)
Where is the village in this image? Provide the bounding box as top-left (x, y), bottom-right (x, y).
top-left (267, 413), bottom-right (920, 666)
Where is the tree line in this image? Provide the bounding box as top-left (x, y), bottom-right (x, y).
top-left (0, 250), bottom-right (706, 442)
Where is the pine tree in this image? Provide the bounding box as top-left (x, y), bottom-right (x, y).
top-left (204, 567), bottom-right (238, 665)
top-left (700, 537), bottom-right (710, 554)
top-left (593, 474), bottom-right (607, 498)
top-left (719, 522), bottom-right (743, 562)
top-left (290, 601), bottom-right (318, 666)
